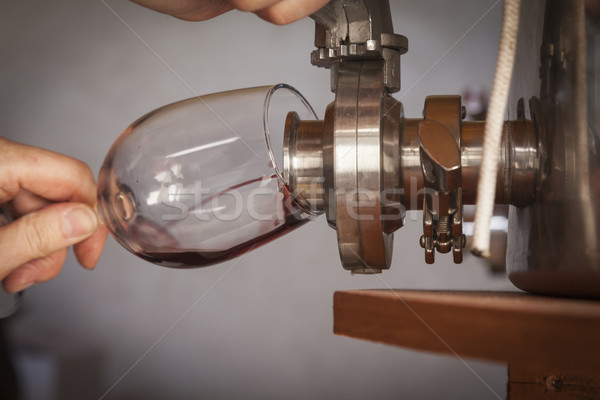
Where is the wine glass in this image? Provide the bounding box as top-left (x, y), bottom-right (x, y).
top-left (98, 84), bottom-right (322, 268)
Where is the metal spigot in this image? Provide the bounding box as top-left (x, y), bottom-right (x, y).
top-left (284, 0), bottom-right (539, 273)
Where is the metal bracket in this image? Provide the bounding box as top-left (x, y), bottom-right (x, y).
top-left (310, 0), bottom-right (408, 93)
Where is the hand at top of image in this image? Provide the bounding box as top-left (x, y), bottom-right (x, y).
top-left (132, 0), bottom-right (330, 25)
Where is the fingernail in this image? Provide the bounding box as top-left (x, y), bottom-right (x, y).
top-left (13, 281), bottom-right (34, 294)
top-left (93, 204), bottom-right (106, 226)
top-left (62, 206), bottom-right (98, 239)
top-left (5, 277), bottom-right (34, 294)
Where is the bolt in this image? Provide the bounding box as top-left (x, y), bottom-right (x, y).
top-left (544, 375), bottom-right (561, 392)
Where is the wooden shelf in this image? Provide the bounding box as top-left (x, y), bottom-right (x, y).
top-left (333, 290), bottom-right (600, 399)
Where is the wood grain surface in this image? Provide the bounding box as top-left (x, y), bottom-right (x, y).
top-left (333, 290), bottom-right (600, 371)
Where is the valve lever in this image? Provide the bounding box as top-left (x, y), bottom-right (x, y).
top-left (418, 97), bottom-right (465, 264)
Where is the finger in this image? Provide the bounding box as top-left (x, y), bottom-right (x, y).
top-left (74, 224), bottom-right (109, 270)
top-left (228, 0), bottom-right (282, 12)
top-left (0, 202), bottom-right (98, 281)
top-left (0, 138), bottom-right (97, 206)
top-left (6, 189), bottom-right (51, 217)
top-left (255, 0), bottom-right (330, 25)
top-left (131, 0), bottom-right (234, 21)
top-left (2, 249), bottom-right (68, 294)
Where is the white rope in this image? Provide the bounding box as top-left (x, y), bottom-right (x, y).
top-left (471, 0), bottom-right (521, 257)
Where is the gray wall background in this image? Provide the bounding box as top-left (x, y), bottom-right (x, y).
top-left (1, 1), bottom-right (515, 399)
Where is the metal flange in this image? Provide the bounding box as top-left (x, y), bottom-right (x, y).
top-left (326, 60), bottom-right (395, 273)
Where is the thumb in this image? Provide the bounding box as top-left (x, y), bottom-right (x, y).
top-left (0, 202), bottom-right (98, 281)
